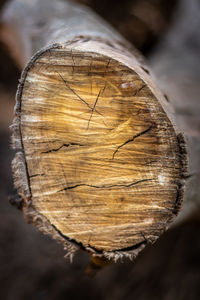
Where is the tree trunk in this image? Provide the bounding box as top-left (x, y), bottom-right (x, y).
top-left (2, 0), bottom-right (187, 261)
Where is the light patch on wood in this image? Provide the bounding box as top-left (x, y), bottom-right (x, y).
top-left (158, 174), bottom-right (166, 186)
top-left (144, 218), bottom-right (154, 225)
top-left (22, 115), bottom-right (42, 122)
top-left (121, 82), bottom-right (135, 89)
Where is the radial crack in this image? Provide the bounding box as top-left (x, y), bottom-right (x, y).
top-left (58, 72), bottom-right (91, 109)
top-left (42, 143), bottom-right (83, 154)
top-left (57, 72), bottom-right (103, 118)
top-left (71, 49), bottom-right (75, 74)
top-left (106, 58), bottom-right (111, 69)
top-left (30, 173), bottom-right (44, 178)
top-left (87, 88), bottom-right (102, 130)
top-left (134, 84), bottom-right (146, 96)
top-left (58, 178), bottom-right (152, 192)
top-left (112, 125), bottom-right (153, 159)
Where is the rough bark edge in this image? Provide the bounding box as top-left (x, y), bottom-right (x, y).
top-left (165, 132), bottom-right (188, 230)
top-left (10, 36), bottom-right (188, 261)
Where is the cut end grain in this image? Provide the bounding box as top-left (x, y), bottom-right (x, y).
top-left (12, 45), bottom-right (186, 257)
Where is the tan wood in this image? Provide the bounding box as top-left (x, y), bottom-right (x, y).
top-left (2, 0), bottom-right (187, 260)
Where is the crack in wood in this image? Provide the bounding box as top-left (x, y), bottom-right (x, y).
top-left (112, 125), bottom-right (153, 159)
top-left (30, 173), bottom-right (45, 178)
top-left (133, 84), bottom-right (146, 96)
top-left (58, 178), bottom-right (152, 192)
top-left (106, 58), bottom-right (111, 69)
top-left (58, 72), bottom-right (92, 109)
top-left (52, 223), bottom-right (147, 255)
top-left (57, 72), bottom-right (104, 118)
top-left (70, 49), bottom-right (75, 74)
top-left (87, 88), bottom-right (102, 130)
top-left (41, 143), bottom-right (83, 154)
top-left (140, 231), bottom-right (148, 242)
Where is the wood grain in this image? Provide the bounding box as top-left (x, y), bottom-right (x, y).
top-left (15, 47), bottom-right (185, 253)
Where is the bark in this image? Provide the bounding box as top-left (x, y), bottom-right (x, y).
top-left (1, 0), bottom-right (187, 260)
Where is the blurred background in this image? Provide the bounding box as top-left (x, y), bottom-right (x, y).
top-left (0, 0), bottom-right (200, 299)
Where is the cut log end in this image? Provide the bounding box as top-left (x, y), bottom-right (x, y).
top-left (12, 43), bottom-right (187, 258)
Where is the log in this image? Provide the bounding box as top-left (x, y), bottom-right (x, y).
top-left (2, 0), bottom-right (187, 261)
